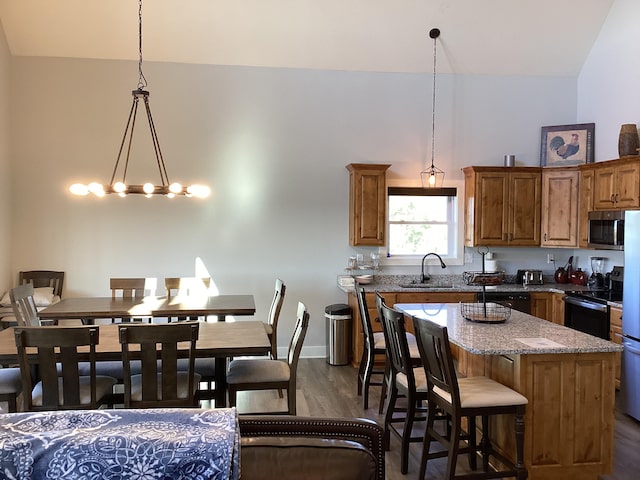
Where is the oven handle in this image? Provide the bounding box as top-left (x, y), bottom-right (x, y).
top-left (564, 296), bottom-right (608, 313)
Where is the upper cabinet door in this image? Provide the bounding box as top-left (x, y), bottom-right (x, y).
top-left (346, 163), bottom-right (390, 246)
top-left (593, 157), bottom-right (640, 210)
top-left (463, 167), bottom-right (541, 247)
top-left (541, 168), bottom-right (579, 247)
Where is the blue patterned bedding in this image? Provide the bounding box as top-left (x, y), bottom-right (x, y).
top-left (0, 408), bottom-right (239, 480)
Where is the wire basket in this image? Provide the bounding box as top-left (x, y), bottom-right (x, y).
top-left (462, 271), bottom-right (505, 286)
top-left (460, 302), bottom-right (511, 323)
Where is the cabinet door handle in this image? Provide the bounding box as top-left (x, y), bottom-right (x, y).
top-left (544, 233), bottom-right (547, 242)
top-left (615, 193), bottom-right (619, 203)
top-left (611, 194), bottom-right (615, 203)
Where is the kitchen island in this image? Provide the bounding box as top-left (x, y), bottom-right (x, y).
top-left (396, 303), bottom-right (622, 480)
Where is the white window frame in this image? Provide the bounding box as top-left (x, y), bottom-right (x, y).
top-left (380, 184), bottom-right (465, 267)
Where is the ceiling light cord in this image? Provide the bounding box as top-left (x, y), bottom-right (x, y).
top-left (420, 27), bottom-right (444, 188)
top-left (137, 0), bottom-right (147, 90)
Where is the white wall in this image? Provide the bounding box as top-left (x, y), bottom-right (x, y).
top-left (578, 0), bottom-right (640, 161)
top-left (0, 20), bottom-right (11, 293)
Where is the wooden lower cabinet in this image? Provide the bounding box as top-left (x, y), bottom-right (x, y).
top-left (529, 291), bottom-right (565, 325)
top-left (456, 350), bottom-right (616, 480)
top-left (610, 306), bottom-right (623, 389)
top-left (347, 291), bottom-right (476, 367)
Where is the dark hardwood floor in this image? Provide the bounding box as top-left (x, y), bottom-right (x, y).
top-left (234, 358), bottom-right (640, 480)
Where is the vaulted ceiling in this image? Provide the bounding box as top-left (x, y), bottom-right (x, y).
top-left (0, 0), bottom-right (614, 76)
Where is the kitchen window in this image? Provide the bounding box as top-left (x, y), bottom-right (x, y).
top-left (385, 186), bottom-right (459, 263)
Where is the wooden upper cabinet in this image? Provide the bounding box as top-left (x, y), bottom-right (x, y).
top-left (463, 166), bottom-right (541, 247)
top-left (541, 168), bottom-right (579, 247)
top-left (578, 166), bottom-right (595, 248)
top-left (346, 163), bottom-right (390, 246)
top-left (593, 157), bottom-right (640, 210)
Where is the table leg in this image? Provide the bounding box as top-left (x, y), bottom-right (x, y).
top-left (214, 357), bottom-right (228, 407)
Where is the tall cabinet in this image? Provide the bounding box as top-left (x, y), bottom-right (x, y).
top-left (463, 166), bottom-right (541, 247)
top-left (540, 167), bottom-right (579, 247)
top-left (346, 164), bottom-right (390, 246)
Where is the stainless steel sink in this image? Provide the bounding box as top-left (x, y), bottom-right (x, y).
top-left (399, 283), bottom-right (454, 289)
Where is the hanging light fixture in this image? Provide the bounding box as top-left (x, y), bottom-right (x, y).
top-left (69, 0), bottom-right (209, 199)
top-left (420, 28), bottom-right (445, 189)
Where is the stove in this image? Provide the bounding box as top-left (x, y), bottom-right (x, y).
top-left (563, 266), bottom-right (624, 340)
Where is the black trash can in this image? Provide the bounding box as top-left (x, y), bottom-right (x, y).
top-left (325, 304), bottom-right (352, 365)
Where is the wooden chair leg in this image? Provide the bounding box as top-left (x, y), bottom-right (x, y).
top-left (378, 360), bottom-right (389, 415)
top-left (382, 379), bottom-right (397, 451)
top-left (445, 416), bottom-right (462, 480)
top-left (400, 393), bottom-right (416, 474)
top-left (481, 415), bottom-right (491, 472)
top-left (467, 415), bottom-right (477, 470)
top-left (419, 404), bottom-right (436, 480)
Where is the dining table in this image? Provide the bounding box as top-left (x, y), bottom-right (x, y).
top-left (1, 294), bottom-right (267, 407)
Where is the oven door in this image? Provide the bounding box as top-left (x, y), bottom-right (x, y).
top-left (564, 295), bottom-right (610, 340)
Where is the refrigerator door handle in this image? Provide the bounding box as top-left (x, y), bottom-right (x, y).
top-left (622, 339), bottom-right (640, 355)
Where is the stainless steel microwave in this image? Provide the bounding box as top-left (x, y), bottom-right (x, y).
top-left (588, 210), bottom-right (625, 250)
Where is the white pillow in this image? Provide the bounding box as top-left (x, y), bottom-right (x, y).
top-left (0, 286), bottom-right (55, 307)
top-left (33, 287), bottom-right (55, 307)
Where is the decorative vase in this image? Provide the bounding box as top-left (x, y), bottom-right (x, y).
top-left (618, 124), bottom-right (639, 157)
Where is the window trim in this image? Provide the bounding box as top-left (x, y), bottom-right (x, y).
top-left (382, 184), bottom-right (464, 267)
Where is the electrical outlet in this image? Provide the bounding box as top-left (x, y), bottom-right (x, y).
top-left (464, 251), bottom-right (473, 264)
top-left (547, 254), bottom-right (555, 264)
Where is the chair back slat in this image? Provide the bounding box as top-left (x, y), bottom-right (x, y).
top-left (411, 316), bottom-right (461, 408)
top-left (356, 285), bottom-right (375, 350)
top-left (14, 326), bottom-right (105, 411)
top-left (165, 277), bottom-right (211, 300)
top-left (9, 284), bottom-right (40, 327)
top-left (378, 299), bottom-right (414, 388)
top-left (110, 278), bottom-right (154, 299)
top-left (119, 322), bottom-right (200, 408)
top-left (19, 270), bottom-right (65, 298)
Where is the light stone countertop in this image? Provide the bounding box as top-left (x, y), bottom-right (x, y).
top-left (395, 303), bottom-right (623, 355)
top-left (338, 274), bottom-right (623, 309)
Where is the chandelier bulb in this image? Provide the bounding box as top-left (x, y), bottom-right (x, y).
top-left (113, 182), bottom-right (127, 193)
top-left (69, 183), bottom-right (89, 196)
top-left (169, 182), bottom-right (183, 194)
top-left (143, 183), bottom-right (155, 194)
top-left (428, 173), bottom-right (436, 186)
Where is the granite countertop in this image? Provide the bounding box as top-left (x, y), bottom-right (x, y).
top-left (395, 303), bottom-right (623, 355)
top-left (338, 274), bottom-right (623, 308)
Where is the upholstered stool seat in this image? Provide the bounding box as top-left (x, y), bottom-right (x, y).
top-left (32, 376), bottom-right (117, 407)
top-left (227, 359), bottom-right (290, 385)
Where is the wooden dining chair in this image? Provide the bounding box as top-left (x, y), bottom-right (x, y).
top-left (9, 284), bottom-right (41, 327)
top-left (377, 296), bottom-right (429, 474)
top-left (355, 284), bottom-right (386, 410)
top-left (164, 277), bottom-right (212, 321)
top-left (118, 322), bottom-right (201, 408)
top-left (14, 325), bottom-right (117, 411)
top-left (264, 278), bottom-right (286, 360)
top-left (110, 278), bottom-right (155, 322)
top-left (227, 301), bottom-right (309, 415)
top-left (411, 315), bottom-right (528, 480)
top-left (19, 270), bottom-right (65, 298)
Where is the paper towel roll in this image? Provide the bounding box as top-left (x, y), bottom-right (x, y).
top-left (484, 259), bottom-right (498, 272)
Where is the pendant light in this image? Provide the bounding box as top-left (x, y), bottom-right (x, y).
top-left (69, 0), bottom-right (209, 198)
top-left (420, 28), bottom-right (445, 189)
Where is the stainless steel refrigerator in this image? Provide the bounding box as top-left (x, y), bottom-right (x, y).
top-left (622, 210), bottom-right (640, 420)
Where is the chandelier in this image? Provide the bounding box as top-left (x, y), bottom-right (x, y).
top-left (420, 28), bottom-right (445, 189)
top-left (69, 0), bottom-right (209, 198)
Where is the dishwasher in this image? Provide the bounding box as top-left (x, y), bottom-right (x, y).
top-left (476, 291), bottom-right (531, 314)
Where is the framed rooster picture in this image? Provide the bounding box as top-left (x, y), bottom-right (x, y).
top-left (540, 123), bottom-right (595, 166)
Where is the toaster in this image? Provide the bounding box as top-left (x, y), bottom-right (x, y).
top-left (523, 270), bottom-right (544, 285)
